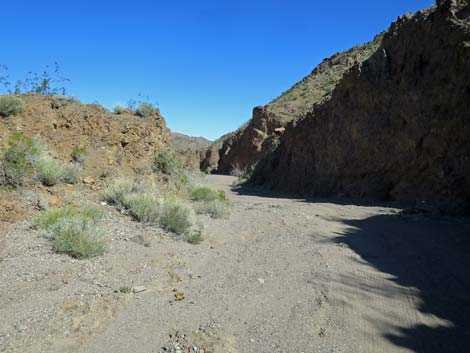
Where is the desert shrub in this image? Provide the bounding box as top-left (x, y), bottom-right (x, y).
top-left (35, 206), bottom-right (79, 229)
top-left (0, 132), bottom-right (42, 187)
top-left (50, 217), bottom-right (106, 259)
top-left (36, 205), bottom-right (104, 259)
top-left (113, 104), bottom-right (125, 114)
top-left (62, 164), bottom-right (80, 184)
top-left (35, 205), bottom-right (101, 230)
top-left (71, 146), bottom-right (86, 163)
top-left (51, 94), bottom-right (79, 109)
top-left (193, 199), bottom-right (231, 219)
top-left (34, 156), bottom-right (66, 186)
top-left (135, 102), bottom-right (156, 118)
top-left (0, 95), bottom-right (23, 117)
top-left (78, 206), bottom-right (102, 222)
top-left (190, 186), bottom-right (227, 202)
top-left (124, 193), bottom-right (161, 223)
top-left (185, 225), bottom-right (203, 244)
top-left (30, 153), bottom-right (79, 186)
top-left (158, 198), bottom-right (192, 235)
top-left (154, 148), bottom-right (178, 175)
top-left (103, 177), bottom-right (141, 209)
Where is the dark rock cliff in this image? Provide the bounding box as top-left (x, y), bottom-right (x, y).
top-left (202, 35), bottom-right (383, 174)
top-left (252, 0), bottom-right (470, 213)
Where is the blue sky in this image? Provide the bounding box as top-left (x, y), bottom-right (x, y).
top-left (1, 0), bottom-right (434, 140)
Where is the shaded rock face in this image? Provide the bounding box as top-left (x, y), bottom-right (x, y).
top-left (253, 0), bottom-right (470, 213)
top-left (0, 94), bottom-right (171, 177)
top-left (202, 34), bottom-right (382, 174)
top-left (211, 106), bottom-right (284, 174)
top-left (200, 139), bottom-right (225, 172)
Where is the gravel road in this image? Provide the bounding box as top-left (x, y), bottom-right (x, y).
top-left (1, 175), bottom-right (469, 353)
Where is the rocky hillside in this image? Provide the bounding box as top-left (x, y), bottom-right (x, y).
top-left (171, 132), bottom-right (211, 153)
top-left (171, 132), bottom-right (211, 169)
top-left (252, 0), bottom-right (470, 213)
top-left (201, 35), bottom-right (383, 173)
top-left (0, 94), bottom-right (170, 177)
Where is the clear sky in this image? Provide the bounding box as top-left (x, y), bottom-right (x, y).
top-left (1, 0), bottom-right (434, 140)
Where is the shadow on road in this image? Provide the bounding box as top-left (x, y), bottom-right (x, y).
top-left (232, 180), bottom-right (470, 352)
top-left (330, 213), bottom-right (470, 353)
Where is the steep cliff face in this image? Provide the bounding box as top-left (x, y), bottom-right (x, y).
top-left (202, 35), bottom-right (383, 174)
top-left (209, 106), bottom-right (284, 174)
top-left (0, 94), bottom-right (171, 177)
top-left (252, 0), bottom-right (470, 213)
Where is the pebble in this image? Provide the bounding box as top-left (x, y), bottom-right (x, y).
top-left (257, 278), bottom-right (265, 284)
top-left (132, 286), bottom-right (146, 293)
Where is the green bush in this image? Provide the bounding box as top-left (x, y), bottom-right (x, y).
top-left (35, 205), bottom-right (101, 230)
top-left (50, 217), bottom-right (106, 259)
top-left (103, 177), bottom-right (141, 209)
top-left (34, 154), bottom-right (79, 186)
top-left (71, 146), bottom-right (86, 163)
top-left (35, 205), bottom-right (104, 259)
top-left (158, 198), bottom-right (192, 235)
top-left (135, 102), bottom-right (156, 118)
top-left (0, 95), bottom-right (23, 117)
top-left (113, 104), bottom-right (125, 114)
top-left (185, 226), bottom-right (203, 244)
top-left (62, 164), bottom-right (80, 184)
top-left (193, 199), bottom-right (231, 219)
top-left (0, 132), bottom-right (42, 187)
top-left (154, 148), bottom-right (178, 175)
top-left (124, 193), bottom-right (160, 223)
top-left (35, 206), bottom-right (79, 229)
top-left (190, 186), bottom-right (227, 202)
top-left (34, 156), bottom-right (66, 186)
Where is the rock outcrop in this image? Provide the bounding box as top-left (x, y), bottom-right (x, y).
top-left (0, 94), bottom-right (171, 177)
top-left (206, 106), bottom-right (284, 174)
top-left (171, 132), bottom-right (211, 170)
top-left (252, 0), bottom-right (470, 213)
top-left (202, 34), bottom-right (383, 174)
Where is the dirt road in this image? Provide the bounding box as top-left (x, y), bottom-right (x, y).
top-left (1, 175), bottom-right (469, 353)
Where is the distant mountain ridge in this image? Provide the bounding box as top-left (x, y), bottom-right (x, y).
top-left (171, 132), bottom-right (211, 152)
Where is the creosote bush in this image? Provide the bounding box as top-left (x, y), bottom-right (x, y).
top-left (35, 205), bottom-right (105, 259)
top-left (0, 95), bottom-right (23, 117)
top-left (135, 102), bottom-right (157, 118)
